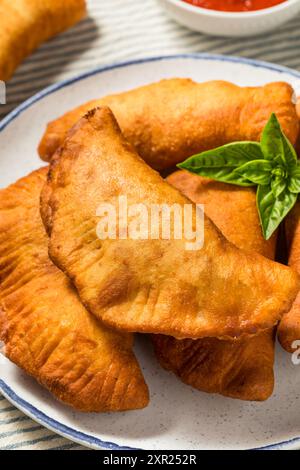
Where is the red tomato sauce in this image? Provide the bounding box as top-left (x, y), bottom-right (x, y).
top-left (182, 0), bottom-right (287, 12)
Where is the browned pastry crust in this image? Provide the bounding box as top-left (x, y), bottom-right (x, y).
top-left (165, 170), bottom-right (277, 259)
top-left (279, 100), bottom-right (300, 353)
top-left (38, 79), bottom-right (299, 168)
top-left (278, 203), bottom-right (300, 353)
top-left (41, 107), bottom-right (300, 339)
top-left (152, 170), bottom-right (276, 401)
top-left (0, 167), bottom-right (149, 412)
top-left (0, 0), bottom-right (86, 81)
top-left (152, 331), bottom-right (275, 401)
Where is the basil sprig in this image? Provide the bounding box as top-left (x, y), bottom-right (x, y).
top-left (178, 114), bottom-right (300, 240)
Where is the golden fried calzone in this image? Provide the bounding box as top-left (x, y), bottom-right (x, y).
top-left (152, 171), bottom-right (276, 401)
top-left (41, 107), bottom-right (299, 340)
top-left (278, 203), bottom-right (300, 353)
top-left (38, 79), bottom-right (299, 168)
top-left (0, 168), bottom-right (149, 412)
top-left (0, 0), bottom-right (86, 80)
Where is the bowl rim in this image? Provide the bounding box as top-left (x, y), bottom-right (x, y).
top-left (161, 0), bottom-right (299, 18)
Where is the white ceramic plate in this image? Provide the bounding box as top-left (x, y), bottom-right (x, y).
top-left (1, 54), bottom-right (300, 451)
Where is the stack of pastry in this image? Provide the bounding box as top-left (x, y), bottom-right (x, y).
top-left (1, 79), bottom-right (300, 411)
top-left (0, 1), bottom-right (86, 81)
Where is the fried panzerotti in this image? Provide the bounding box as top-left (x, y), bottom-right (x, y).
top-left (152, 331), bottom-right (275, 401)
top-left (278, 203), bottom-right (300, 353)
top-left (41, 107), bottom-right (300, 339)
top-left (0, 0), bottom-right (86, 81)
top-left (152, 171), bottom-right (276, 401)
top-left (165, 171), bottom-right (277, 259)
top-left (281, 102), bottom-right (300, 352)
top-left (0, 168), bottom-right (149, 412)
top-left (38, 79), bottom-right (299, 168)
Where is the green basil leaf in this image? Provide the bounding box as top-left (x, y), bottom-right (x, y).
top-left (178, 142), bottom-right (263, 186)
top-left (288, 176), bottom-right (300, 194)
top-left (289, 164), bottom-right (300, 193)
top-left (290, 164), bottom-right (300, 178)
top-left (232, 159), bottom-right (272, 185)
top-left (261, 113), bottom-right (283, 161)
top-left (257, 184), bottom-right (297, 240)
top-left (260, 113), bottom-right (297, 167)
top-left (180, 167), bottom-right (256, 186)
top-left (271, 175), bottom-right (286, 198)
top-left (178, 142), bottom-right (263, 170)
top-left (282, 131), bottom-right (298, 168)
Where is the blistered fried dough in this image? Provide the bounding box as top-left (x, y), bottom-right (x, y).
top-left (41, 107), bottom-right (300, 339)
top-left (166, 171), bottom-right (277, 259)
top-left (288, 100), bottom-right (300, 360)
top-left (152, 331), bottom-right (275, 401)
top-left (152, 171), bottom-right (276, 401)
top-left (0, 168), bottom-right (149, 412)
top-left (278, 203), bottom-right (300, 353)
top-left (0, 0), bottom-right (86, 81)
top-left (38, 79), bottom-right (299, 168)
top-left (295, 97), bottom-right (300, 156)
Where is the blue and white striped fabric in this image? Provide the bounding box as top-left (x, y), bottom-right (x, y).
top-left (2, 0), bottom-right (300, 119)
top-left (1, 0), bottom-right (300, 450)
top-left (0, 395), bottom-right (84, 450)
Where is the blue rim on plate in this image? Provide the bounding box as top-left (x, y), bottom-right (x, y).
top-left (1, 53), bottom-right (300, 451)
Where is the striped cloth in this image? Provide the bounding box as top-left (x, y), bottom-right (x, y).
top-left (1, 0), bottom-right (300, 451)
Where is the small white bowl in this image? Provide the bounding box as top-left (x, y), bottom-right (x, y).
top-left (158, 0), bottom-right (300, 37)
